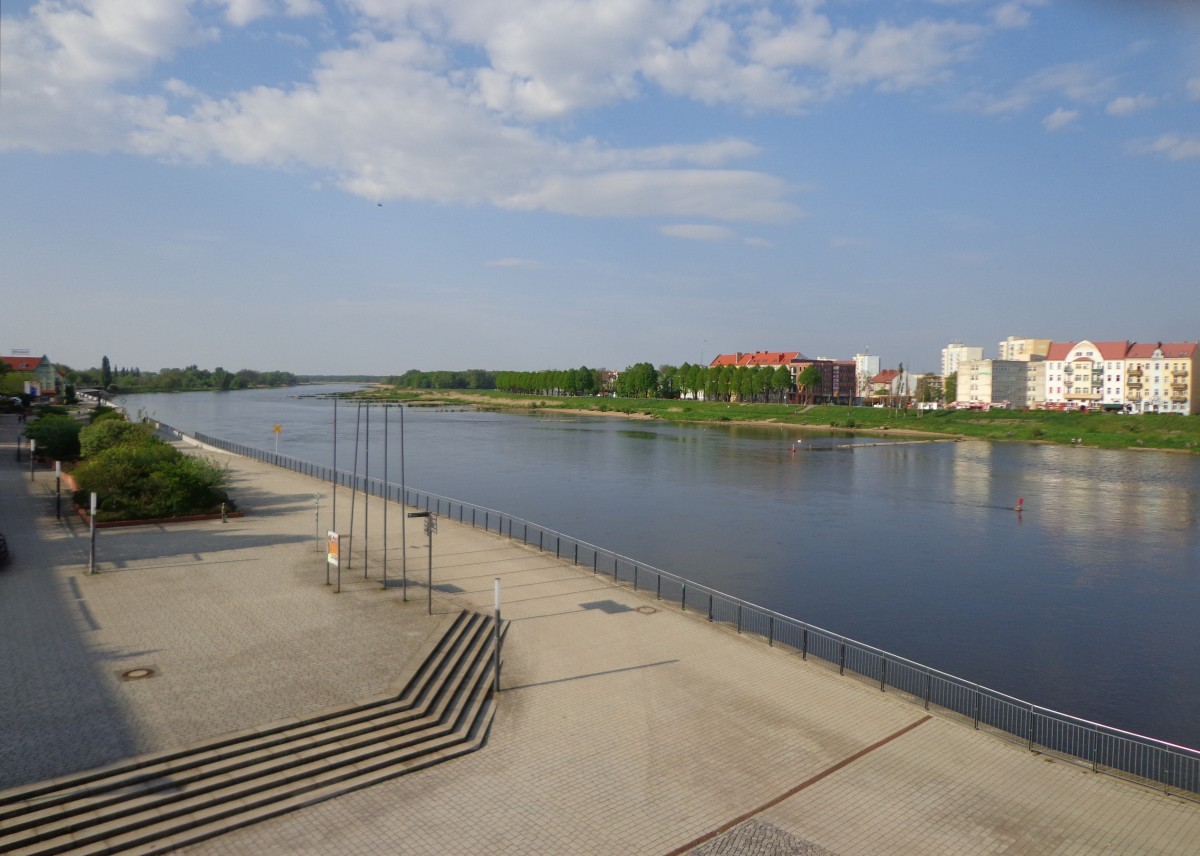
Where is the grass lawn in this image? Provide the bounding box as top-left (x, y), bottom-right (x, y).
top-left (345, 388), bottom-right (1200, 453)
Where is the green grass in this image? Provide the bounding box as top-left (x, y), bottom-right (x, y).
top-left (347, 389), bottom-right (1200, 453)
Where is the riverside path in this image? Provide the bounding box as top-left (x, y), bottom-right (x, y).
top-left (1, 412), bottom-right (1197, 855)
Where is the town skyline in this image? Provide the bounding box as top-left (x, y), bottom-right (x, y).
top-left (3, 1), bottom-right (1198, 375)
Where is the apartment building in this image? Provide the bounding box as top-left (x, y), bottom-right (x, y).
top-left (998, 336), bottom-right (1052, 362)
top-left (941, 343), bottom-right (984, 378)
top-left (1124, 342), bottom-right (1198, 414)
top-left (956, 359), bottom-right (1033, 409)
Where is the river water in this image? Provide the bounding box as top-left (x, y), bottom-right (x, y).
top-left (119, 385), bottom-right (1200, 749)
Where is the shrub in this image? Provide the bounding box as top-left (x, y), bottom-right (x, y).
top-left (24, 413), bottom-right (82, 461)
top-left (79, 419), bottom-right (154, 458)
top-left (71, 438), bottom-right (232, 522)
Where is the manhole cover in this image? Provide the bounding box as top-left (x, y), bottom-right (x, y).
top-left (636, 606), bottom-right (658, 615)
top-left (120, 668), bottom-right (156, 681)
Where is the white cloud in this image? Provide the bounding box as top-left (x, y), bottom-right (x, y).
top-left (1130, 134), bottom-right (1200, 160)
top-left (991, 2), bottom-right (1030, 29)
top-left (1042, 107), bottom-right (1080, 132)
top-left (743, 237), bottom-right (772, 248)
top-left (1105, 94), bottom-right (1156, 116)
top-left (974, 62), bottom-right (1113, 116)
top-left (504, 170), bottom-right (796, 222)
top-left (659, 224), bottom-right (734, 241)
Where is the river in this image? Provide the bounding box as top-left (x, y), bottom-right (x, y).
top-left (117, 385), bottom-right (1200, 749)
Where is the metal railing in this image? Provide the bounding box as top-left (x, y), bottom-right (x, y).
top-left (165, 422), bottom-right (1200, 801)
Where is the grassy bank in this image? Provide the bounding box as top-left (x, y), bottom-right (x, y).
top-left (346, 388), bottom-right (1200, 453)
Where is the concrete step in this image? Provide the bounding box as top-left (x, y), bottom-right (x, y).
top-left (0, 611), bottom-right (506, 856)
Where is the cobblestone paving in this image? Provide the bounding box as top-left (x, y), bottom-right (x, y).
top-left (690, 820), bottom-right (837, 856)
top-left (2, 413), bottom-right (1198, 855)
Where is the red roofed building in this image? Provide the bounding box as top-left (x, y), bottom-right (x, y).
top-left (1042, 340), bottom-right (1198, 414)
top-left (1, 353), bottom-right (61, 398)
top-left (707, 351), bottom-right (856, 403)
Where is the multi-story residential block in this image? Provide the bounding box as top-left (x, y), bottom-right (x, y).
top-left (1043, 340), bottom-right (1198, 414)
top-left (708, 351), bottom-right (856, 404)
top-left (1124, 342), bottom-right (1198, 414)
top-left (854, 351), bottom-right (881, 400)
top-left (956, 359), bottom-right (1033, 409)
top-left (941, 343), bottom-right (984, 378)
top-left (998, 336), bottom-right (1052, 361)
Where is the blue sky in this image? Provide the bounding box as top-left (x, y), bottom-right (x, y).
top-left (2, 0), bottom-right (1197, 375)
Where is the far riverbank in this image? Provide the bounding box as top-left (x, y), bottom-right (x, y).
top-left (341, 388), bottom-right (1200, 454)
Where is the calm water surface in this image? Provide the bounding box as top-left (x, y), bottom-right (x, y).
top-left (121, 386), bottom-right (1200, 748)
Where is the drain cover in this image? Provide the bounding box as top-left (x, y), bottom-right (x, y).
top-left (120, 668), bottom-right (156, 681)
top-left (636, 606), bottom-right (657, 615)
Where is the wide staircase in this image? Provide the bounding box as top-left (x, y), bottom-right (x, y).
top-left (0, 610), bottom-right (503, 855)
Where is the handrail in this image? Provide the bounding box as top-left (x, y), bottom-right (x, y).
top-left (153, 419), bottom-right (1200, 801)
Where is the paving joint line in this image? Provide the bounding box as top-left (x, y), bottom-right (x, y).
top-left (666, 714), bottom-right (933, 856)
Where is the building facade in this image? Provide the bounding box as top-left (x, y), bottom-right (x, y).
top-left (998, 336), bottom-right (1052, 362)
top-left (956, 359), bottom-right (1034, 409)
top-left (941, 343), bottom-right (984, 378)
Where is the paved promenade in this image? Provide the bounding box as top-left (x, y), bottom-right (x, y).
top-left (1, 412), bottom-right (1197, 854)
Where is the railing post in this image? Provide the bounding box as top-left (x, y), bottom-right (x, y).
top-left (574, 544), bottom-right (578, 565)
top-left (1090, 725), bottom-right (1099, 773)
top-left (539, 531), bottom-right (543, 551)
top-left (839, 639), bottom-right (846, 675)
top-left (485, 511), bottom-right (489, 531)
top-left (736, 604), bottom-right (742, 633)
top-left (681, 583), bottom-right (686, 611)
top-left (555, 536), bottom-right (560, 558)
top-left (524, 524), bottom-right (528, 544)
top-left (593, 551), bottom-right (597, 574)
top-left (1027, 704), bottom-right (1036, 751)
top-left (801, 627), bottom-right (808, 660)
top-left (924, 669), bottom-right (932, 710)
top-left (633, 565), bottom-right (638, 591)
top-left (656, 575), bottom-right (661, 600)
top-left (472, 507), bottom-right (476, 527)
top-left (973, 686), bottom-right (981, 729)
top-left (768, 616), bottom-right (774, 646)
top-left (707, 593), bottom-right (713, 622)
top-left (880, 656), bottom-right (887, 691)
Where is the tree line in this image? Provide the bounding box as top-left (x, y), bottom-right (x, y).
top-left (67, 360), bottom-right (296, 392)
top-left (387, 362), bottom-right (819, 403)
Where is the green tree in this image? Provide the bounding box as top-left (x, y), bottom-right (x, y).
top-left (771, 366), bottom-right (793, 403)
top-left (796, 365), bottom-right (822, 404)
top-left (79, 419), bottom-right (154, 458)
top-left (24, 413), bottom-right (82, 460)
top-left (101, 355), bottom-right (112, 388)
top-left (945, 372), bottom-right (958, 404)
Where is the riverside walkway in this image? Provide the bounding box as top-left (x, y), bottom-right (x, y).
top-left (1, 413), bottom-right (1197, 855)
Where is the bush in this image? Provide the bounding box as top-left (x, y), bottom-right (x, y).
top-left (24, 413), bottom-right (82, 461)
top-left (79, 419), bottom-right (154, 458)
top-left (71, 437), bottom-right (232, 522)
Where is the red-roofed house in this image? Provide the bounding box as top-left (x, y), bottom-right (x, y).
top-left (1124, 342), bottom-right (1199, 414)
top-left (1, 353), bottom-right (61, 398)
top-left (707, 351), bottom-right (856, 403)
top-left (1042, 340), bottom-right (1198, 413)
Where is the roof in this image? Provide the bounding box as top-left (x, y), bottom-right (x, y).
top-left (709, 351), bottom-right (803, 368)
top-left (872, 369), bottom-right (900, 383)
top-left (1127, 342), bottom-right (1199, 359)
top-left (1, 355), bottom-right (49, 372)
top-left (1046, 341), bottom-right (1198, 362)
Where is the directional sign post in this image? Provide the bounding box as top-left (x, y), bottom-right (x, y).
top-left (273, 423), bottom-right (283, 455)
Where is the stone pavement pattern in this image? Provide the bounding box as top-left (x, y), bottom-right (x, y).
top-left (1, 413), bottom-right (1197, 854)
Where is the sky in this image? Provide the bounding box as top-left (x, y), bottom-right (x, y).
top-left (1, 0), bottom-right (1198, 376)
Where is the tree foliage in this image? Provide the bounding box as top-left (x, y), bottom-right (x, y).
top-left (24, 413), bottom-right (82, 460)
top-left (70, 416), bottom-right (233, 522)
top-left (64, 363), bottom-right (296, 392)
